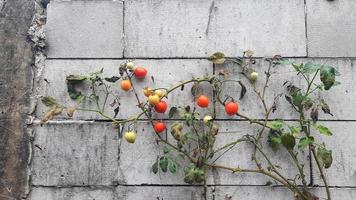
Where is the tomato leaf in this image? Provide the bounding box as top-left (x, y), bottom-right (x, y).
top-left (169, 162), bottom-right (177, 173)
top-left (267, 120), bottom-right (284, 131)
top-left (238, 81), bottom-right (247, 100)
top-left (41, 96), bottom-right (59, 107)
top-left (163, 146), bottom-right (171, 154)
top-left (113, 106), bottom-right (120, 118)
top-left (104, 76), bottom-right (120, 83)
top-left (152, 161), bottom-right (158, 174)
top-left (267, 130), bottom-right (281, 151)
top-left (310, 107), bottom-right (319, 123)
top-left (298, 136), bottom-right (314, 149)
top-left (168, 107), bottom-right (178, 118)
top-left (320, 65), bottom-right (336, 90)
top-left (66, 74), bottom-right (86, 81)
top-left (159, 157), bottom-right (169, 172)
top-left (281, 134), bottom-right (296, 150)
top-left (314, 124), bottom-right (333, 136)
top-left (208, 52), bottom-right (226, 64)
top-left (317, 144), bottom-right (333, 168)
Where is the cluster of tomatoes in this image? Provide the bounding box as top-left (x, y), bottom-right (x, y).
top-left (196, 95), bottom-right (239, 116)
top-left (120, 62), bottom-right (239, 143)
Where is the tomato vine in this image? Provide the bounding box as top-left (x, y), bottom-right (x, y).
top-left (40, 51), bottom-right (339, 200)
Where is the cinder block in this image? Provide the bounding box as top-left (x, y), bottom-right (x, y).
top-left (31, 122), bottom-right (119, 186)
top-left (29, 187), bottom-right (115, 200)
top-left (307, 0), bottom-right (356, 57)
top-left (116, 186), bottom-right (205, 200)
top-left (125, 0), bottom-right (306, 57)
top-left (312, 122), bottom-right (356, 187)
top-left (46, 1), bottom-right (124, 58)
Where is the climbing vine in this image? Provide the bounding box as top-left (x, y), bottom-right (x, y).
top-left (41, 51), bottom-right (339, 200)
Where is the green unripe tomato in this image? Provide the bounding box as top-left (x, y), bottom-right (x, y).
top-left (250, 71), bottom-right (258, 81)
top-left (124, 131), bottom-right (136, 143)
top-left (126, 61), bottom-right (134, 70)
top-left (203, 115), bottom-right (213, 125)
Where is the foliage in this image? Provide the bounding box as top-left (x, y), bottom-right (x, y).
top-left (40, 53), bottom-right (340, 200)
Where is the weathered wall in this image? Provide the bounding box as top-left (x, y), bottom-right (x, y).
top-left (0, 0), bottom-right (34, 199)
top-left (27, 0), bottom-right (356, 199)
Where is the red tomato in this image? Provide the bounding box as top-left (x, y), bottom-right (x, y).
top-left (196, 95), bottom-right (209, 108)
top-left (133, 67), bottom-right (147, 79)
top-left (154, 101), bottom-right (168, 113)
top-left (154, 122), bottom-right (166, 133)
top-left (225, 102), bottom-right (239, 116)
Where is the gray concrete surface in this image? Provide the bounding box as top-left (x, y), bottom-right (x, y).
top-left (26, 0), bottom-right (356, 199)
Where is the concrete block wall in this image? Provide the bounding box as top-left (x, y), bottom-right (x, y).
top-left (28, 0), bottom-right (356, 199)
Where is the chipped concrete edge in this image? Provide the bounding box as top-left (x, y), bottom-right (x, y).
top-left (25, 0), bottom-right (48, 198)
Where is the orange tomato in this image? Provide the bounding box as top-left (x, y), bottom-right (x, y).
top-left (120, 80), bottom-right (132, 91)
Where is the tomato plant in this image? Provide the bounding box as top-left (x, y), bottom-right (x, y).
top-left (40, 52), bottom-right (340, 200)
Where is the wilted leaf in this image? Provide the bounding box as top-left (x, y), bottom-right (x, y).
top-left (321, 100), bottom-right (333, 116)
top-left (168, 107), bottom-right (178, 118)
top-left (171, 122), bottom-right (183, 141)
top-left (191, 82), bottom-right (199, 97)
top-left (311, 108), bottom-right (319, 123)
top-left (67, 80), bottom-right (83, 100)
top-left (152, 161), bottom-right (158, 174)
top-left (298, 136), bottom-right (314, 149)
top-left (41, 105), bottom-right (63, 124)
top-left (104, 76), bottom-right (120, 83)
top-left (113, 106), bottom-right (120, 118)
top-left (281, 134), bottom-right (296, 150)
top-left (245, 50), bottom-right (254, 57)
top-left (208, 52), bottom-right (226, 64)
top-left (302, 97), bottom-right (313, 111)
top-left (238, 81), bottom-right (247, 100)
top-left (317, 145), bottom-right (333, 168)
top-left (66, 74), bottom-right (86, 81)
top-left (41, 96), bottom-right (59, 107)
top-left (66, 105), bottom-right (75, 118)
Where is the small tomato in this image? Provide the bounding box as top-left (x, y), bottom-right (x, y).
top-left (143, 87), bottom-right (154, 97)
top-left (225, 101), bottom-right (239, 116)
top-left (126, 61), bottom-right (134, 70)
top-left (133, 67), bottom-right (147, 79)
top-left (154, 89), bottom-right (166, 98)
top-left (124, 131), bottom-right (136, 143)
top-left (196, 95), bottom-right (209, 108)
top-left (120, 80), bottom-right (132, 91)
top-left (250, 71), bottom-right (259, 81)
top-left (148, 94), bottom-right (160, 105)
top-left (203, 115), bottom-right (213, 125)
top-left (154, 100), bottom-right (168, 113)
top-left (154, 121), bottom-right (166, 133)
